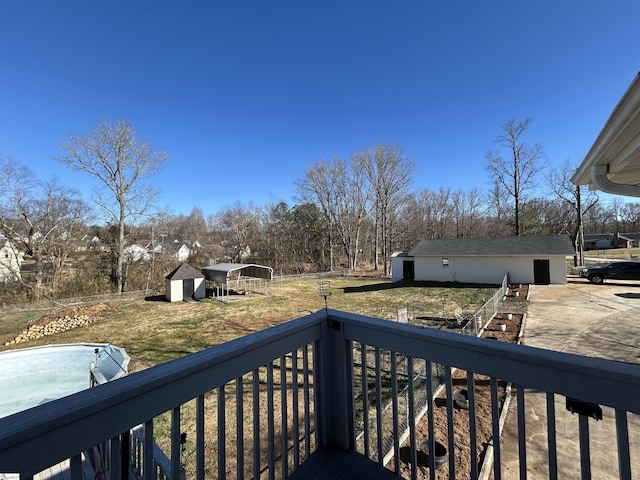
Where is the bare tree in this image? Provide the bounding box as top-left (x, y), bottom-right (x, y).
top-left (486, 118), bottom-right (545, 236)
top-left (211, 202), bottom-right (259, 263)
top-left (57, 120), bottom-right (169, 292)
top-left (0, 156), bottom-right (89, 293)
top-left (364, 145), bottom-right (415, 276)
top-left (619, 202), bottom-right (640, 232)
top-left (336, 154), bottom-right (372, 271)
top-left (295, 159), bottom-right (338, 270)
top-left (185, 207), bottom-right (208, 246)
top-left (404, 188), bottom-right (454, 241)
top-left (546, 159), bottom-right (598, 265)
top-left (486, 179), bottom-right (512, 236)
top-left (297, 155), bottom-right (371, 272)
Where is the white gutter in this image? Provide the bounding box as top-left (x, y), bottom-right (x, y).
top-left (591, 163), bottom-right (640, 197)
top-left (572, 72), bottom-right (640, 189)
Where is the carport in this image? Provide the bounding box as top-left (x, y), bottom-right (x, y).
top-left (201, 263), bottom-right (273, 300)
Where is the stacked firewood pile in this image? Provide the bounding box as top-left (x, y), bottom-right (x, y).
top-left (3, 303), bottom-right (116, 346)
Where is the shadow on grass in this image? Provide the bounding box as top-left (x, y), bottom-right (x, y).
top-left (144, 294), bottom-right (166, 302)
top-left (341, 280), bottom-right (499, 294)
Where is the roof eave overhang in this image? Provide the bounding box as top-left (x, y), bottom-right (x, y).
top-left (572, 72), bottom-right (640, 197)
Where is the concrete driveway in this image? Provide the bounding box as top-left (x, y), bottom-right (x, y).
top-left (524, 277), bottom-right (640, 363)
top-left (497, 277), bottom-right (640, 479)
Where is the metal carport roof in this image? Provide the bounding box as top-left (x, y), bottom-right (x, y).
top-left (201, 263), bottom-right (273, 283)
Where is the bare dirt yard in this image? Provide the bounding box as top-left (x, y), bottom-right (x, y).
top-left (396, 284), bottom-right (529, 479)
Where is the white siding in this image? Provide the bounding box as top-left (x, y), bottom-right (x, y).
top-left (390, 256), bottom-right (406, 282)
top-left (165, 277), bottom-right (206, 302)
top-left (165, 279), bottom-right (183, 302)
top-left (413, 255), bottom-right (568, 285)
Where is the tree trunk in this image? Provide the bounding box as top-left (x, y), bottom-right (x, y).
top-left (118, 200), bottom-right (126, 293)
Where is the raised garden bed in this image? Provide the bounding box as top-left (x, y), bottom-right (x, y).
top-left (395, 285), bottom-right (527, 478)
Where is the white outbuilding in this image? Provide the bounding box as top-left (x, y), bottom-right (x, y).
top-left (165, 263), bottom-right (206, 302)
top-left (392, 235), bottom-right (575, 285)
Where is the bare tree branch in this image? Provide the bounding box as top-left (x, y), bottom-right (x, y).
top-left (56, 120), bottom-right (169, 292)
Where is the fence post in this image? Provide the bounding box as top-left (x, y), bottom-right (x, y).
top-left (316, 311), bottom-right (355, 450)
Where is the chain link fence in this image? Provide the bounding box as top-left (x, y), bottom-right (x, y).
top-left (353, 274), bottom-right (511, 465)
top-left (0, 289), bottom-right (155, 313)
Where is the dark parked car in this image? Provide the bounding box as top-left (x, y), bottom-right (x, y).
top-left (583, 261), bottom-right (640, 284)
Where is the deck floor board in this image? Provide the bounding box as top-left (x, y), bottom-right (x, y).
top-left (287, 448), bottom-right (404, 480)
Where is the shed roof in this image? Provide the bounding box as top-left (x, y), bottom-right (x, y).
top-left (165, 263), bottom-right (205, 280)
top-left (408, 235), bottom-right (575, 257)
top-left (201, 263), bottom-right (273, 283)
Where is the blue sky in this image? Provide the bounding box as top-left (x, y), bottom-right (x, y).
top-left (1, 1), bottom-right (639, 218)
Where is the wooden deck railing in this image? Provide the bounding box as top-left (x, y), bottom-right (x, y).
top-left (1, 309), bottom-right (639, 479)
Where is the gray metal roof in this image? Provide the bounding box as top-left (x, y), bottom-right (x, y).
top-left (165, 263), bottom-right (205, 280)
top-left (201, 263), bottom-right (273, 283)
top-left (408, 235), bottom-right (575, 257)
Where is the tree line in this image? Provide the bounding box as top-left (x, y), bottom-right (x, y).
top-left (1, 118), bottom-right (636, 303)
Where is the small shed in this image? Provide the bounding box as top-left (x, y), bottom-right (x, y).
top-left (201, 263), bottom-right (273, 300)
top-left (165, 263), bottom-right (206, 302)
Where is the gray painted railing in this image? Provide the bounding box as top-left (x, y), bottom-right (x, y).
top-left (1, 309), bottom-right (639, 479)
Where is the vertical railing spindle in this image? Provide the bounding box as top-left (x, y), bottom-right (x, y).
top-left (236, 376), bottom-right (244, 480)
top-left (517, 385), bottom-right (527, 480)
top-left (267, 361), bottom-right (275, 480)
top-left (312, 341), bottom-right (320, 451)
top-left (144, 420), bottom-right (154, 480)
top-left (218, 386), bottom-right (226, 480)
top-left (280, 355), bottom-right (288, 478)
top-left (292, 349), bottom-right (300, 468)
top-left (69, 453), bottom-right (81, 480)
top-left (491, 378), bottom-right (501, 480)
top-left (578, 414), bottom-right (591, 480)
top-left (252, 368), bottom-right (261, 480)
top-left (171, 407), bottom-right (181, 480)
top-left (445, 366), bottom-right (455, 477)
top-left (361, 343), bottom-right (370, 458)
top-left (107, 435), bottom-right (122, 480)
top-left (391, 351), bottom-right (400, 474)
top-left (546, 392), bottom-right (557, 480)
top-left (615, 409), bottom-right (632, 480)
top-left (375, 347), bottom-right (383, 465)
top-left (467, 371), bottom-right (478, 480)
top-left (407, 357), bottom-right (417, 480)
top-left (425, 361), bottom-right (436, 480)
top-left (303, 345), bottom-right (311, 459)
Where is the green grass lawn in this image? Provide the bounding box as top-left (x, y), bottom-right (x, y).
top-left (0, 276), bottom-right (498, 371)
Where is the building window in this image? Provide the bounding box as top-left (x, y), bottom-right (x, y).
top-left (442, 258), bottom-right (449, 267)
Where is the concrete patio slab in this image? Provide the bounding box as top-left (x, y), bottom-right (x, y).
top-left (496, 278), bottom-right (640, 479)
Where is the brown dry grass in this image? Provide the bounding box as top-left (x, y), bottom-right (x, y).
top-left (0, 275), bottom-right (501, 477)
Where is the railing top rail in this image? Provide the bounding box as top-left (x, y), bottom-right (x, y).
top-left (0, 311), bottom-right (325, 476)
top-left (329, 308), bottom-right (640, 413)
top-left (3, 307), bottom-right (640, 476)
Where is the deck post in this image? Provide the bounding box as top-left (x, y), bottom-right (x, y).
top-left (316, 311), bottom-right (355, 450)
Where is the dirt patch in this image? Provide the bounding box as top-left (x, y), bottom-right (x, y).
top-left (396, 285), bottom-right (527, 479)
